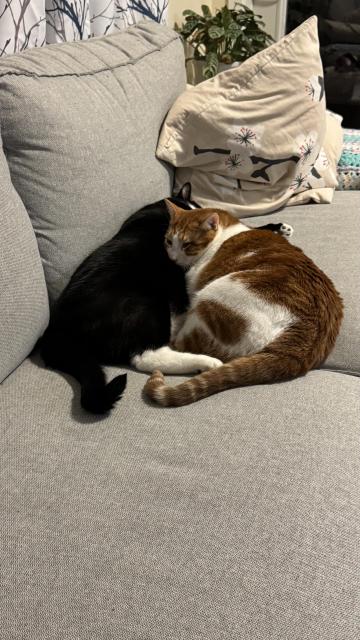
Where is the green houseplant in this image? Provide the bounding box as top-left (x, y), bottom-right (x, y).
top-left (178, 3), bottom-right (274, 80)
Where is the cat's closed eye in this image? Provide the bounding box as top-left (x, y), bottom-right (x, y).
top-left (165, 238), bottom-right (172, 246)
top-left (183, 242), bottom-right (192, 250)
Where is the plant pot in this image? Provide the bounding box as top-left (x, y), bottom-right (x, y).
top-left (186, 59), bottom-right (241, 85)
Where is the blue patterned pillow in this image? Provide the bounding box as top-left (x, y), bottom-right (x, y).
top-left (337, 129), bottom-right (360, 190)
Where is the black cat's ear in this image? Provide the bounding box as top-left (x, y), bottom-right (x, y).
top-left (176, 182), bottom-right (192, 202)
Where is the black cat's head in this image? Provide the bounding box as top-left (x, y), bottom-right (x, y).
top-left (168, 182), bottom-right (199, 211)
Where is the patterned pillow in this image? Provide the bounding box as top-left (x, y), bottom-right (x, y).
top-left (157, 17), bottom-right (343, 217)
top-left (337, 129), bottom-right (360, 191)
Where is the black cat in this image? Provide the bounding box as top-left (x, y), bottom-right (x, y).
top-left (39, 184), bottom-right (292, 414)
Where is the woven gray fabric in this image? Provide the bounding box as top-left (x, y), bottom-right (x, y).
top-left (0, 148), bottom-right (49, 383)
top-left (245, 191), bottom-right (360, 376)
top-left (1, 357), bottom-right (359, 639)
top-left (0, 22), bottom-right (186, 303)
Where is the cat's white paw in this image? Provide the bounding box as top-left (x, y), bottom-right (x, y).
top-left (280, 223), bottom-right (293, 237)
top-left (132, 353), bottom-right (146, 371)
top-left (196, 355), bottom-right (223, 372)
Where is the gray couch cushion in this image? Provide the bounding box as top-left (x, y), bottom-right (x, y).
top-left (1, 357), bottom-right (359, 639)
top-left (0, 22), bottom-right (186, 303)
top-left (244, 191), bottom-right (360, 376)
top-left (0, 147), bottom-right (49, 383)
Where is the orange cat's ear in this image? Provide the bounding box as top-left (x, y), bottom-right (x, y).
top-left (202, 213), bottom-right (219, 231)
top-left (165, 199), bottom-right (182, 221)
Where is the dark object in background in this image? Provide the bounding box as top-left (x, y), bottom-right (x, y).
top-left (286, 0), bottom-right (360, 127)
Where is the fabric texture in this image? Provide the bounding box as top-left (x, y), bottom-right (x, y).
top-left (337, 128), bottom-right (360, 190)
top-left (244, 191), bottom-right (360, 376)
top-left (288, 110), bottom-right (343, 206)
top-left (0, 1), bottom-right (168, 56)
top-left (1, 185), bottom-right (359, 638)
top-left (0, 144), bottom-right (49, 383)
top-left (0, 22), bottom-right (186, 303)
top-left (157, 16), bottom-right (342, 217)
top-left (1, 358), bottom-right (360, 640)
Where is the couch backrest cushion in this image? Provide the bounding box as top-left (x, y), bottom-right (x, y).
top-left (0, 146), bottom-right (49, 383)
top-left (0, 22), bottom-right (186, 304)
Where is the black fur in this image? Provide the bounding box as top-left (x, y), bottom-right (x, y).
top-left (39, 183), bottom-right (291, 415)
top-left (39, 186), bottom-right (194, 414)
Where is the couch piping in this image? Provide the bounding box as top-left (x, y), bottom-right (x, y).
top-left (0, 34), bottom-right (180, 80)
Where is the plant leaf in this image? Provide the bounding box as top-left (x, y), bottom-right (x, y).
top-left (184, 1), bottom-right (273, 73)
top-left (226, 22), bottom-right (243, 37)
top-left (203, 51), bottom-right (218, 79)
top-left (201, 5), bottom-right (212, 18)
top-left (180, 20), bottom-right (199, 37)
top-left (208, 25), bottom-right (225, 39)
top-left (221, 6), bottom-right (232, 29)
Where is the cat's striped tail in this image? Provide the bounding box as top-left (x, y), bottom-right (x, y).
top-left (143, 351), bottom-right (306, 407)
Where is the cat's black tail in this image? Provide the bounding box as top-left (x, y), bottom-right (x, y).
top-left (39, 329), bottom-right (127, 415)
top-left (79, 367), bottom-right (127, 415)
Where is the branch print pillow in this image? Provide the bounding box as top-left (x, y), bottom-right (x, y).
top-left (157, 16), bottom-right (342, 216)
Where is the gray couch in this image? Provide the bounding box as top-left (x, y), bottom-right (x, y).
top-left (1, 22), bottom-right (359, 640)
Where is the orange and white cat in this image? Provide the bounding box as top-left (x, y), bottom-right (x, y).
top-left (133, 201), bottom-right (343, 406)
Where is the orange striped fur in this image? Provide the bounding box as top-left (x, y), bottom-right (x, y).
top-left (144, 203), bottom-right (343, 407)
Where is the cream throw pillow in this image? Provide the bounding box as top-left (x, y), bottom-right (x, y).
top-left (157, 17), bottom-right (342, 216)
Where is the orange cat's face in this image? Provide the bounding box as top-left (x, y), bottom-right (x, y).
top-left (165, 200), bottom-right (219, 268)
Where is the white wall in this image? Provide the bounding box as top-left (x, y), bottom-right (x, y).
top-left (168, 1), bottom-right (223, 29)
